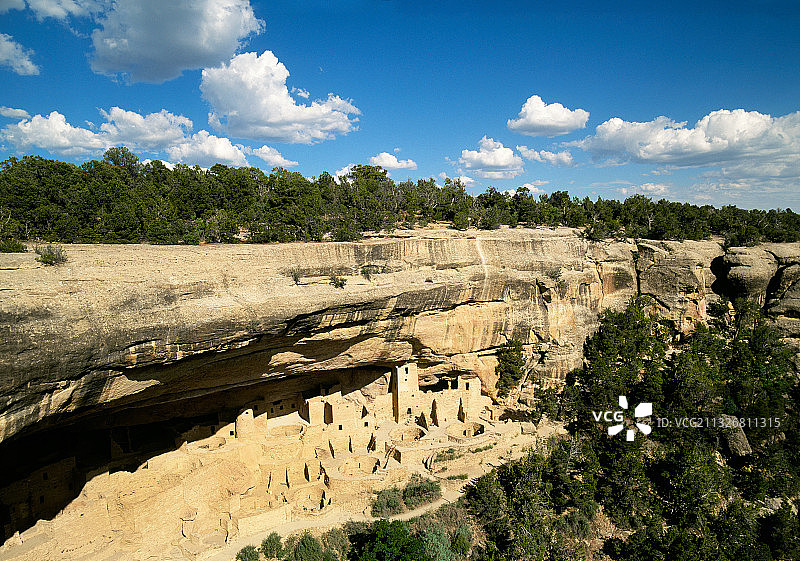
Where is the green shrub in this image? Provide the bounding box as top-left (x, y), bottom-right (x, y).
top-left (372, 487), bottom-right (404, 517)
top-left (495, 339), bottom-right (525, 398)
top-left (451, 211), bottom-right (469, 230)
top-left (546, 268), bottom-right (562, 281)
top-left (435, 448), bottom-right (460, 462)
top-left (342, 520), bottom-right (370, 539)
top-left (402, 474), bottom-right (441, 509)
top-left (535, 387), bottom-right (561, 420)
top-left (329, 274), bottom-right (347, 289)
top-left (34, 244), bottom-right (67, 265)
top-left (235, 545), bottom-right (259, 561)
top-left (422, 525), bottom-right (455, 561)
top-left (260, 532), bottom-right (283, 558)
top-left (360, 265), bottom-right (380, 281)
top-left (450, 524), bottom-right (472, 557)
top-left (446, 474), bottom-right (469, 480)
top-left (290, 270), bottom-right (302, 285)
top-left (321, 527), bottom-right (349, 559)
top-left (347, 520), bottom-right (432, 561)
top-left (0, 239), bottom-right (25, 253)
top-left (285, 532), bottom-right (324, 561)
top-left (563, 509), bottom-right (591, 539)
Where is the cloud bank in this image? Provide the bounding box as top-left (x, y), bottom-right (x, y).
top-left (25, 0), bottom-right (106, 20)
top-left (0, 106), bottom-right (30, 119)
top-left (572, 108), bottom-right (800, 200)
top-left (0, 106), bottom-right (295, 168)
top-left (574, 109), bottom-right (800, 170)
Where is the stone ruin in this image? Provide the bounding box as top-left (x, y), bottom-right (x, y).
top-left (0, 363), bottom-right (533, 560)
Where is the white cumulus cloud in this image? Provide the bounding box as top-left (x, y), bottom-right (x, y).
top-left (0, 0), bottom-right (25, 14)
top-left (520, 181), bottom-right (548, 194)
top-left (166, 130), bottom-right (248, 168)
top-left (336, 163), bottom-right (355, 178)
top-left (572, 108), bottom-right (800, 204)
top-left (99, 107), bottom-right (192, 149)
top-left (26, 0), bottom-right (106, 20)
top-left (291, 87), bottom-right (310, 99)
top-left (1, 107), bottom-right (256, 168)
top-left (369, 151), bottom-right (417, 170)
top-left (2, 111), bottom-right (108, 157)
top-left (141, 158), bottom-right (175, 170)
top-left (458, 136), bottom-right (524, 179)
top-left (456, 175), bottom-right (476, 187)
top-left (0, 106), bottom-right (30, 119)
top-left (247, 145), bottom-right (298, 167)
top-left (618, 182), bottom-right (671, 197)
top-left (0, 33), bottom-right (39, 75)
top-left (1, 106), bottom-right (309, 170)
top-left (202, 50), bottom-right (360, 144)
top-left (90, 0), bottom-right (263, 83)
top-left (437, 172), bottom-right (476, 187)
top-left (517, 145), bottom-right (575, 166)
top-left (508, 95), bottom-right (589, 137)
top-left (574, 109), bottom-right (800, 169)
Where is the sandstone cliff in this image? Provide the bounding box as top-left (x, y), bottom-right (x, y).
top-left (1, 228), bottom-right (799, 448)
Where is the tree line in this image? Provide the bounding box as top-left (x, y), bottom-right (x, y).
top-left (2, 147), bottom-right (800, 247)
top-left (463, 297), bottom-right (799, 560)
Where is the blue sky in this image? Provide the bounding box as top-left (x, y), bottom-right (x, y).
top-left (1, 0), bottom-right (799, 209)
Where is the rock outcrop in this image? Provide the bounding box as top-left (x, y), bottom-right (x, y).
top-left (3, 229), bottom-right (800, 448)
top-left (0, 228), bottom-right (633, 446)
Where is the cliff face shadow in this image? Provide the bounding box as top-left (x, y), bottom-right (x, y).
top-left (710, 255), bottom-right (734, 299)
top-left (0, 367), bottom-right (386, 542)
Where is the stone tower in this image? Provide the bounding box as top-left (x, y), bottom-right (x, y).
top-left (457, 375), bottom-right (482, 419)
top-left (392, 363), bottom-right (419, 422)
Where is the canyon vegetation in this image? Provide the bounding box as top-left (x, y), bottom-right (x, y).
top-left (3, 148), bottom-right (800, 249)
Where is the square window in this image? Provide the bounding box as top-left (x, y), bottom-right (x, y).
top-left (338, 425), bottom-right (343, 430)
top-left (39, 496), bottom-right (44, 504)
top-left (42, 472), bottom-right (48, 481)
top-left (280, 405), bottom-right (284, 410)
top-left (271, 408), bottom-right (274, 414)
top-left (466, 382), bottom-right (470, 390)
top-left (364, 421), bottom-right (369, 427)
top-left (230, 430), bottom-right (235, 436)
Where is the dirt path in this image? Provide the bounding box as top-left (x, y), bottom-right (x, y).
top-left (201, 487), bottom-right (464, 561)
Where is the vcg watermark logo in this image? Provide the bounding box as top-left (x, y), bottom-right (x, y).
top-left (592, 396), bottom-right (652, 441)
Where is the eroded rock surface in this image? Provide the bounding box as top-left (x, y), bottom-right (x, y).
top-left (3, 230), bottom-right (800, 448)
top-left (0, 228), bottom-right (634, 446)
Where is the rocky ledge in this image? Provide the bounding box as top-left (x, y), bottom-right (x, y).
top-left (2, 227), bottom-right (799, 446)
